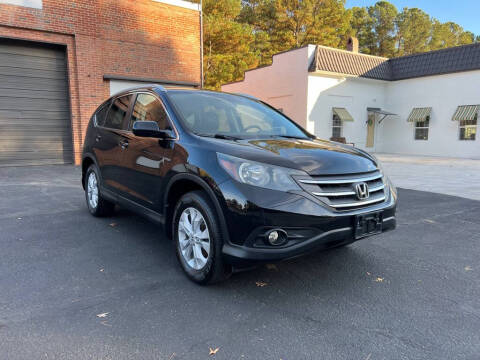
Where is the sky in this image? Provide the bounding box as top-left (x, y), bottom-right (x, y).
top-left (345, 0), bottom-right (480, 35)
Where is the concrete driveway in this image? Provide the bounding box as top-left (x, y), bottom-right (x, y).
top-left (1, 165), bottom-right (480, 359)
top-left (377, 153), bottom-right (480, 200)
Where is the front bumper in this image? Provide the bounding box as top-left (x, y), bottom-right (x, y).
top-left (217, 179), bottom-right (397, 266)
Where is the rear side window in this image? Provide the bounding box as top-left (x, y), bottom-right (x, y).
top-left (94, 101), bottom-right (110, 127)
top-left (130, 93), bottom-right (172, 131)
top-left (104, 95), bottom-right (132, 130)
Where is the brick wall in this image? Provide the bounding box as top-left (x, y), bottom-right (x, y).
top-left (0, 0), bottom-right (201, 164)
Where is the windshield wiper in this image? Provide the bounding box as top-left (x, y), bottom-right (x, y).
top-left (270, 135), bottom-right (309, 140)
top-left (197, 133), bottom-right (242, 140)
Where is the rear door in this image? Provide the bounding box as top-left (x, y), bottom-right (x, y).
top-left (94, 94), bottom-right (133, 195)
top-left (118, 92), bottom-right (176, 210)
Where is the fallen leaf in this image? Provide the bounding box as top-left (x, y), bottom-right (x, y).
top-left (465, 266), bottom-right (473, 271)
top-left (266, 264), bottom-right (278, 271)
top-left (109, 223), bottom-right (117, 227)
top-left (256, 281), bottom-right (268, 287)
top-left (96, 312), bottom-right (109, 318)
top-left (366, 272), bottom-right (371, 276)
top-left (100, 268), bottom-right (104, 272)
top-left (209, 347), bottom-right (219, 356)
top-left (374, 277), bottom-right (384, 283)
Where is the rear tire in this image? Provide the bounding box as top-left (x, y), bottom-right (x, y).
top-left (84, 164), bottom-right (115, 217)
top-left (173, 191), bottom-right (231, 284)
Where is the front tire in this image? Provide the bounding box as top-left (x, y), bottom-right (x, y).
top-left (84, 164), bottom-right (115, 217)
top-left (173, 191), bottom-right (231, 284)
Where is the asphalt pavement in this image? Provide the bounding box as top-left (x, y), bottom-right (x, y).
top-left (0, 165), bottom-right (479, 360)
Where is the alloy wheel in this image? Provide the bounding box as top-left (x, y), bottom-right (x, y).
top-left (178, 207), bottom-right (211, 270)
top-left (87, 172), bottom-right (99, 209)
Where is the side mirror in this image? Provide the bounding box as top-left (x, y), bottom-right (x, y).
top-left (132, 121), bottom-right (174, 139)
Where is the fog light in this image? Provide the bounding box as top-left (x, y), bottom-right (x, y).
top-left (266, 229), bottom-right (288, 246)
top-left (268, 231), bottom-right (279, 243)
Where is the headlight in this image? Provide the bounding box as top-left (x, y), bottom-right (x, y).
top-left (217, 153), bottom-right (306, 191)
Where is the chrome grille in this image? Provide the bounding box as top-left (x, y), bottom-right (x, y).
top-left (296, 170), bottom-right (386, 210)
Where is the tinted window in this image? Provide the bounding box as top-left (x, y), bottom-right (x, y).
top-left (167, 91), bottom-right (309, 139)
top-left (130, 93), bottom-right (172, 131)
top-left (104, 95), bottom-right (132, 130)
top-left (95, 101), bottom-right (110, 127)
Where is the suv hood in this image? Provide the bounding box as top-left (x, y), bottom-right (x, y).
top-left (208, 137), bottom-right (378, 175)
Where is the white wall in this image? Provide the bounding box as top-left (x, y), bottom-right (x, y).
top-left (221, 47), bottom-right (311, 129)
top-left (380, 71), bottom-right (480, 159)
top-left (307, 74), bottom-right (388, 151)
top-left (109, 80), bottom-right (157, 96)
top-left (152, 0), bottom-right (200, 11)
top-left (0, 0), bottom-right (41, 9)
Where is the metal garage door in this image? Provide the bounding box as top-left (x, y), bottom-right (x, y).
top-left (0, 40), bottom-right (72, 166)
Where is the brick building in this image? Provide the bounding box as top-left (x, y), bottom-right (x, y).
top-left (0, 0), bottom-right (201, 166)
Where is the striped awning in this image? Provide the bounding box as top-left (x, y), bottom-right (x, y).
top-left (407, 107), bottom-right (431, 122)
top-left (452, 105), bottom-right (479, 121)
top-left (333, 107), bottom-right (354, 121)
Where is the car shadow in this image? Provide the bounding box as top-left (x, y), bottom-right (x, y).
top-left (111, 206), bottom-right (386, 300)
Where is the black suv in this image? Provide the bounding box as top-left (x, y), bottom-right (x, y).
top-left (82, 85), bottom-right (397, 284)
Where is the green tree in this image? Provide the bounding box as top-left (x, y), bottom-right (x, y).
top-left (429, 21), bottom-right (475, 50)
top-left (367, 1), bottom-right (398, 57)
top-left (349, 6), bottom-right (375, 54)
top-left (239, 0), bottom-right (351, 57)
top-left (203, 0), bottom-right (259, 89)
top-left (396, 7), bottom-right (432, 56)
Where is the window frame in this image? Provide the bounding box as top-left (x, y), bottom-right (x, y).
top-left (458, 114), bottom-right (477, 141)
top-left (93, 100), bottom-right (111, 127)
top-left (128, 91), bottom-right (179, 140)
top-left (414, 116), bottom-right (430, 141)
top-left (332, 113), bottom-right (343, 138)
top-left (100, 94), bottom-right (134, 131)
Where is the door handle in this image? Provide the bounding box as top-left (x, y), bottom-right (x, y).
top-left (120, 140), bottom-right (129, 150)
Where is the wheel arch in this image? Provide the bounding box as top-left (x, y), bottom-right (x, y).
top-left (81, 154), bottom-right (98, 189)
top-left (164, 173), bottom-right (230, 244)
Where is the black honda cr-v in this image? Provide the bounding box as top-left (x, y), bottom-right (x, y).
top-left (82, 85), bottom-right (397, 284)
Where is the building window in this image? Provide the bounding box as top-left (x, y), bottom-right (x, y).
top-left (459, 115), bottom-right (477, 141)
top-left (414, 116), bottom-right (429, 140)
top-left (332, 114), bottom-right (342, 138)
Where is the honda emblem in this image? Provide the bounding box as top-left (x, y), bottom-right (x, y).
top-left (355, 182), bottom-right (369, 200)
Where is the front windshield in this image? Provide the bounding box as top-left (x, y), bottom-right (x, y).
top-left (167, 91), bottom-right (311, 139)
